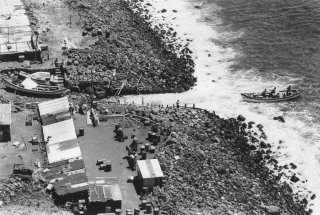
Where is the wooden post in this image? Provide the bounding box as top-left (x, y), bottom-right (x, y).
top-left (185, 103), bottom-right (187, 108)
top-left (69, 4), bottom-right (72, 25)
top-left (193, 104), bottom-right (195, 109)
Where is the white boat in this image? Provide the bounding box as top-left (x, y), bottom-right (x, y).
top-left (241, 89), bottom-right (303, 103)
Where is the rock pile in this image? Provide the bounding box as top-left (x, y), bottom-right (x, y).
top-left (0, 176), bottom-right (61, 212)
top-left (64, 0), bottom-right (196, 96)
top-left (125, 106), bottom-right (312, 214)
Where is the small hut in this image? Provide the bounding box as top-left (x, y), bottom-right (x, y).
top-left (137, 159), bottom-right (164, 188)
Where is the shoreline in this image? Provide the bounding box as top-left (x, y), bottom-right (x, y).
top-left (0, 0), bottom-right (315, 214)
top-left (116, 103), bottom-right (311, 214)
top-left (61, 0), bottom-right (197, 97)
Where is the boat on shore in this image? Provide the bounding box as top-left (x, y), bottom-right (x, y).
top-left (241, 89), bottom-right (303, 102)
top-left (1, 77), bottom-right (70, 97)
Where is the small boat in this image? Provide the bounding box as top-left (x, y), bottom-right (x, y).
top-left (241, 89), bottom-right (303, 103)
top-left (1, 77), bottom-right (69, 97)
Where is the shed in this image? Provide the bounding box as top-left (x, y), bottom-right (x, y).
top-left (88, 178), bottom-right (122, 212)
top-left (52, 171), bottom-right (89, 196)
top-left (137, 159), bottom-right (164, 188)
top-left (0, 104), bottom-right (11, 142)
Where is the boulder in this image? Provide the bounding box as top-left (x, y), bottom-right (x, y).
top-left (290, 174), bottom-right (300, 183)
top-left (273, 116), bottom-right (285, 123)
top-left (237, 115), bottom-right (246, 122)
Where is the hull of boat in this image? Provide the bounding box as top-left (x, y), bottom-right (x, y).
top-left (2, 78), bottom-right (69, 97)
top-left (241, 90), bottom-right (303, 103)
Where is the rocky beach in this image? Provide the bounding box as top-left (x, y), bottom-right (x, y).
top-left (60, 0), bottom-right (196, 96)
top-left (0, 0), bottom-right (316, 214)
top-left (123, 104), bottom-right (311, 214)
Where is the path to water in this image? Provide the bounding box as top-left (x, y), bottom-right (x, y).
top-left (124, 0), bottom-right (320, 213)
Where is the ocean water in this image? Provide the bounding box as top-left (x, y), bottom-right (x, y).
top-left (124, 0), bottom-right (320, 213)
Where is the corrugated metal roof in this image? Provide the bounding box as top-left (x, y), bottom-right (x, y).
top-left (48, 158), bottom-right (85, 175)
top-left (38, 97), bottom-right (70, 116)
top-left (0, 104), bottom-right (11, 125)
top-left (137, 159), bottom-right (164, 179)
top-left (89, 183), bottom-right (122, 202)
top-left (53, 172), bottom-right (88, 196)
top-left (42, 119), bottom-right (77, 145)
top-left (46, 139), bottom-right (82, 164)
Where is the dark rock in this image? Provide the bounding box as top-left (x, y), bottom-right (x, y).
top-left (237, 115), bottom-right (246, 122)
top-left (273, 116), bottom-right (285, 123)
top-left (216, 166), bottom-right (227, 174)
top-left (260, 141), bottom-right (268, 149)
top-left (290, 174), bottom-right (300, 183)
top-left (289, 163), bottom-right (297, 169)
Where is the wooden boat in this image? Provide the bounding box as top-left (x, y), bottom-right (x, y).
top-left (241, 89), bottom-right (303, 103)
top-left (1, 77), bottom-right (70, 97)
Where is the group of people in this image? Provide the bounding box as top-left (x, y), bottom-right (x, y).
top-left (261, 85), bottom-right (292, 98)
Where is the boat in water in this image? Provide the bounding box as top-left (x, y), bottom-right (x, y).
top-left (241, 89), bottom-right (303, 103)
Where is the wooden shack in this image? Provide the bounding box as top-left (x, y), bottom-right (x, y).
top-left (137, 159), bottom-right (164, 188)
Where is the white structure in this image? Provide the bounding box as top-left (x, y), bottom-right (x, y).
top-left (137, 159), bottom-right (164, 188)
top-left (42, 119), bottom-right (81, 164)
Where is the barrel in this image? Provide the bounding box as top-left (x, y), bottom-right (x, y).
top-left (126, 208), bottom-right (132, 215)
top-left (115, 209), bottom-right (122, 215)
top-left (79, 128), bottom-right (84, 136)
top-left (148, 131), bottom-right (153, 141)
top-left (105, 206), bottom-right (112, 213)
top-left (146, 203), bottom-right (152, 213)
top-left (144, 143), bottom-right (150, 151)
top-left (140, 145), bottom-right (145, 153)
top-left (141, 200), bottom-right (147, 209)
top-left (149, 145), bottom-right (155, 153)
top-left (134, 208), bottom-right (140, 215)
top-left (104, 161), bottom-right (112, 172)
top-left (96, 158), bottom-right (106, 165)
top-left (99, 163), bottom-right (107, 170)
top-left (153, 208), bottom-right (160, 215)
top-left (141, 152), bottom-right (147, 160)
top-left (155, 133), bottom-right (161, 143)
top-left (151, 132), bottom-right (156, 141)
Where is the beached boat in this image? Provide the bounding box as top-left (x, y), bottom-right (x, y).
top-left (1, 77), bottom-right (70, 97)
top-left (241, 89), bottom-right (303, 102)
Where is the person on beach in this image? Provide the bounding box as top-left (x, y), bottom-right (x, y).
top-left (176, 100), bottom-right (180, 108)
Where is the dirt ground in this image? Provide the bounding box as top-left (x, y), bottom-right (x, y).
top-left (0, 0), bottom-right (96, 71)
top-left (73, 112), bottom-right (156, 213)
top-left (0, 109), bottom-right (42, 177)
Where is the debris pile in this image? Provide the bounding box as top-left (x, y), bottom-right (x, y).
top-left (63, 0), bottom-right (196, 96)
